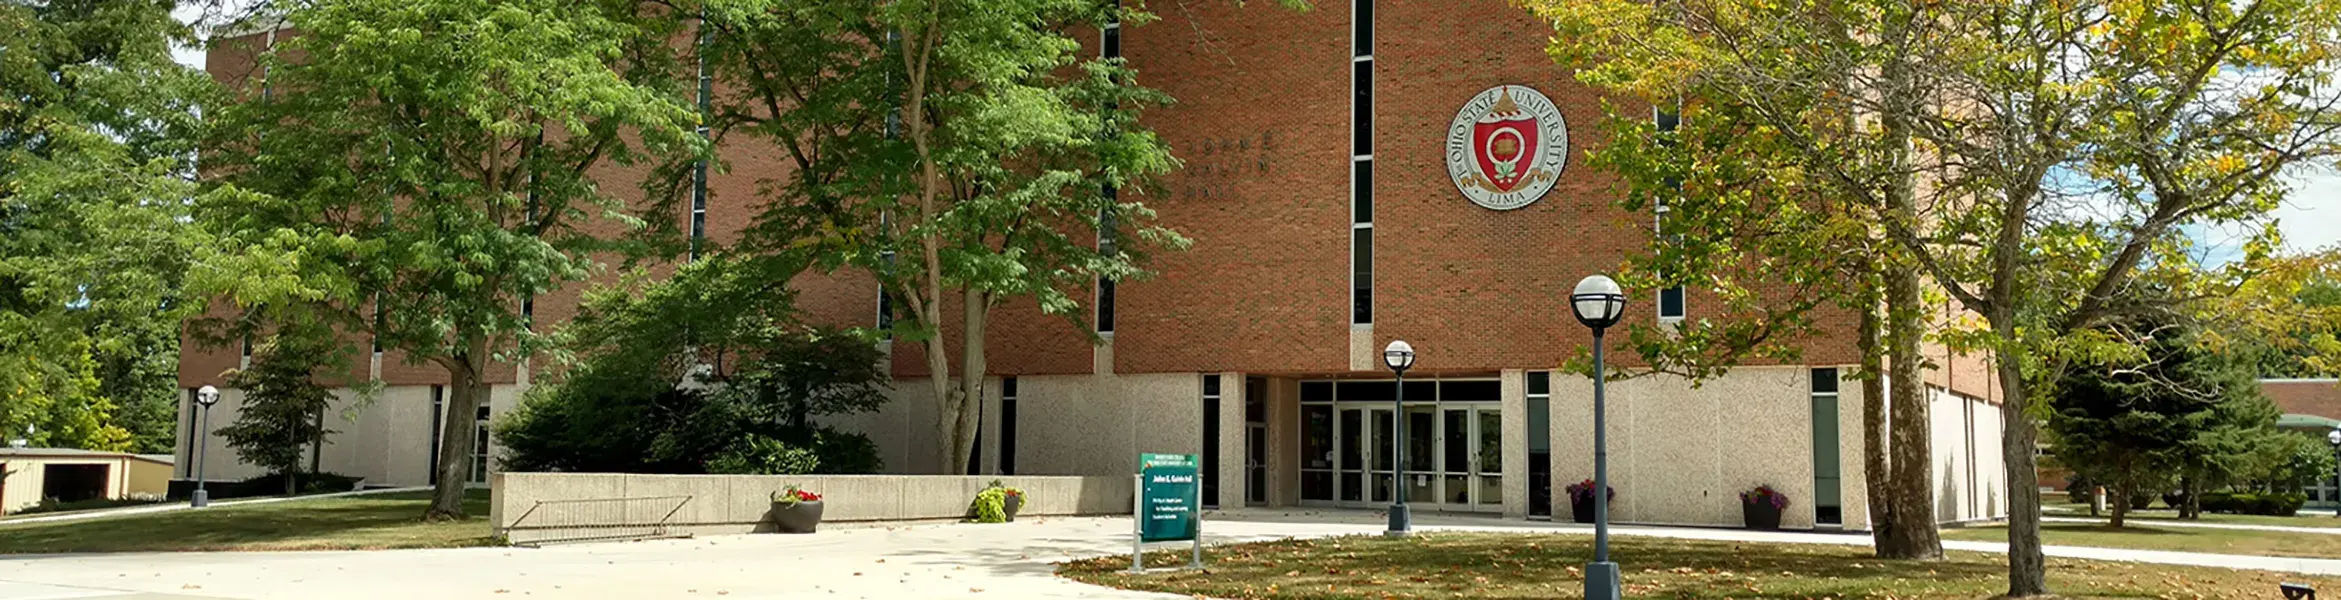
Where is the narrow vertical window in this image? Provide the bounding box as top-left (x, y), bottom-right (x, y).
top-left (1349, 0), bottom-right (1374, 326)
top-left (1097, 1), bottom-right (1122, 336)
top-left (688, 14), bottom-right (712, 262)
top-left (428, 385), bottom-right (444, 485)
top-left (521, 296), bottom-right (535, 331)
top-left (1001, 377), bottom-right (1018, 475)
top-left (1527, 371), bottom-right (1552, 518)
top-left (1352, 228), bottom-right (1374, 324)
top-left (471, 405), bottom-right (492, 483)
top-left (1811, 368), bottom-right (1843, 526)
top-left (1655, 105), bottom-right (1686, 321)
top-left (1203, 374), bottom-right (1222, 508)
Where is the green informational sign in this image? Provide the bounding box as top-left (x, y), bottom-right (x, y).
top-left (1138, 453), bottom-right (1199, 542)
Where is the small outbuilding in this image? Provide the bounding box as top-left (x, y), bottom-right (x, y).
top-left (0, 448), bottom-right (175, 514)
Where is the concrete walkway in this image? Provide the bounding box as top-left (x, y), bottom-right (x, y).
top-left (4, 509), bottom-right (2340, 600)
top-left (2042, 515), bottom-right (2341, 535)
top-left (0, 488), bottom-right (428, 527)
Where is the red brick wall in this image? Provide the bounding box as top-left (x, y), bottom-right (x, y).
top-left (189, 3), bottom-right (1869, 386)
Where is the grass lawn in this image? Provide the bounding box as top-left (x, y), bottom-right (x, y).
top-left (0, 490), bottom-right (496, 553)
top-left (1062, 533), bottom-right (2341, 599)
top-left (1942, 521), bottom-right (2341, 559)
top-left (2046, 503), bottom-right (2341, 529)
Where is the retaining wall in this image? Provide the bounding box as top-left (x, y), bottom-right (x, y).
top-left (492, 473), bottom-right (1134, 544)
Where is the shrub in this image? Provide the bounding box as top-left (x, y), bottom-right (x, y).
top-left (805, 428), bottom-right (883, 474)
top-left (2199, 491), bottom-right (2307, 516)
top-left (706, 435), bottom-right (820, 475)
top-left (969, 487), bottom-right (1014, 523)
top-left (236, 471), bottom-right (362, 495)
top-left (2126, 492), bottom-right (2158, 510)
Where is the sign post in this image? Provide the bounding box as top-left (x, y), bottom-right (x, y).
top-left (1132, 452), bottom-right (1203, 573)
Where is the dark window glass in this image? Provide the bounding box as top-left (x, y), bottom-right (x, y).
top-left (1204, 396), bottom-right (1221, 508)
top-left (1528, 397), bottom-right (1550, 453)
top-left (1439, 380), bottom-right (1499, 402)
top-left (1352, 61), bottom-right (1372, 157)
top-left (1352, 0), bottom-right (1372, 57)
top-left (1103, 26), bottom-right (1120, 58)
top-left (1812, 368), bottom-right (1840, 395)
top-left (1352, 228), bottom-right (1373, 324)
top-left (1336, 380), bottom-right (1394, 402)
top-left (1528, 371), bottom-right (1551, 396)
top-left (1203, 374), bottom-right (1220, 397)
top-left (1660, 285), bottom-right (1685, 318)
top-left (1353, 159), bottom-right (1373, 224)
top-left (1098, 279), bottom-right (1116, 333)
top-left (1656, 108), bottom-right (1680, 133)
top-left (1302, 381), bottom-right (1334, 403)
top-left (1002, 395), bottom-right (1017, 475)
top-left (1245, 377), bottom-right (1267, 422)
top-left (1400, 380), bottom-right (1434, 402)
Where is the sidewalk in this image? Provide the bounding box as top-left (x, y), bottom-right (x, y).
top-left (2042, 515), bottom-right (2341, 535)
top-left (0, 487), bottom-right (427, 526)
top-left (4, 509), bottom-right (2339, 600)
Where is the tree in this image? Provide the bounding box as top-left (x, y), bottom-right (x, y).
top-left (497, 256), bottom-right (888, 474)
top-left (1, 0), bottom-right (224, 452)
top-left (214, 335), bottom-right (338, 495)
top-left (1520, 0), bottom-right (1946, 560)
top-left (1527, 0), bottom-right (2341, 592)
top-left (2048, 316), bottom-right (2272, 527)
top-left (204, 0), bottom-right (704, 518)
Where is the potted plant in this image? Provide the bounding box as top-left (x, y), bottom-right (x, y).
top-left (1740, 484), bottom-right (1787, 531)
top-left (970, 480), bottom-right (1025, 523)
top-left (1566, 479), bottom-right (1614, 524)
top-left (770, 485), bottom-right (823, 534)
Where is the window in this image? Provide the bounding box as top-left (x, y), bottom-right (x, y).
top-left (521, 296), bottom-right (535, 331)
top-left (1001, 377), bottom-right (1018, 475)
top-left (1203, 374), bottom-right (1222, 508)
top-left (427, 385), bottom-right (444, 485)
top-left (1655, 104), bottom-right (1686, 321)
top-left (1527, 372), bottom-right (1552, 518)
top-left (1811, 368), bottom-right (1843, 526)
top-left (1352, 228), bottom-right (1374, 324)
top-left (1098, 280), bottom-right (1116, 334)
top-left (688, 26), bottom-right (712, 262)
top-left (1096, 7), bottom-right (1121, 337)
top-left (1352, 160), bottom-right (1373, 223)
top-left (1352, 0), bottom-right (1373, 57)
top-left (1659, 287), bottom-right (1686, 321)
top-left (471, 405), bottom-right (491, 484)
top-left (1352, 61), bottom-right (1373, 157)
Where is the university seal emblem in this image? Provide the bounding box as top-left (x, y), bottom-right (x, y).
top-left (1446, 85), bottom-right (1569, 211)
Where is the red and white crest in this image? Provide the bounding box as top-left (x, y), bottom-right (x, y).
top-left (1446, 86), bottom-right (1570, 210)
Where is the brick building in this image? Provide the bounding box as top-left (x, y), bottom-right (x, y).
top-left (177, 1), bottom-right (2007, 529)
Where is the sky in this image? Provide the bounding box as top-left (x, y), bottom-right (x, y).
top-left (161, 9), bottom-right (2341, 256)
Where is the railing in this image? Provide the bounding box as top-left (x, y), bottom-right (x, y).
top-left (503, 495), bottom-right (693, 546)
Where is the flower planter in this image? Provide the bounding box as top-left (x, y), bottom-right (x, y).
top-left (1571, 499), bottom-right (1597, 524)
top-left (1741, 502), bottom-right (1781, 531)
top-left (772, 500), bottom-right (824, 534)
top-left (1003, 494), bottom-right (1023, 522)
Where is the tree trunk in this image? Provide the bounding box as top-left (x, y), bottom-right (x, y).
top-left (2182, 477), bottom-right (2200, 519)
top-left (2109, 480), bottom-right (2129, 528)
top-left (1859, 285), bottom-right (1895, 552)
top-left (921, 307), bottom-right (959, 473)
top-left (950, 289), bottom-right (990, 474)
top-left (1997, 342), bottom-right (2049, 596)
top-left (1877, 254), bottom-right (1943, 559)
top-left (425, 342), bottom-right (487, 520)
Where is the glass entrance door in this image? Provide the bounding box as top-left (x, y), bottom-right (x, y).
top-left (1297, 379), bottom-right (1504, 513)
top-left (1433, 405), bottom-right (1503, 512)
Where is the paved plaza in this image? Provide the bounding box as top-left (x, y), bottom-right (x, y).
top-left (5, 510), bottom-right (2340, 600)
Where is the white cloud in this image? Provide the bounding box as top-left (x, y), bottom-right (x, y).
top-left (2275, 166), bottom-right (2341, 253)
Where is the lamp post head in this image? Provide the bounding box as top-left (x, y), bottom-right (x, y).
top-left (1572, 275), bottom-right (1627, 330)
top-left (197, 385), bottom-right (220, 408)
top-left (2328, 427), bottom-right (2339, 447)
top-left (1383, 340), bottom-right (1416, 373)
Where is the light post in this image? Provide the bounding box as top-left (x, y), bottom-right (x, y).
top-left (1571, 275), bottom-right (1626, 600)
top-left (1383, 340), bottom-right (1417, 538)
top-left (193, 385), bottom-right (220, 508)
top-left (2327, 427), bottom-right (2340, 518)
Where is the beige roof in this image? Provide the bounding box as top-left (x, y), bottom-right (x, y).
top-left (0, 448), bottom-right (175, 465)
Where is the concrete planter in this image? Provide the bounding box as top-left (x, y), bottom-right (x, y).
top-left (772, 500), bottom-right (823, 534)
top-left (1003, 494), bottom-right (1023, 522)
top-left (1741, 502), bottom-right (1781, 531)
top-left (1570, 499), bottom-right (1596, 524)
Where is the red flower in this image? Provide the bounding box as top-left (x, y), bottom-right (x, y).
top-left (792, 490), bottom-right (823, 502)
